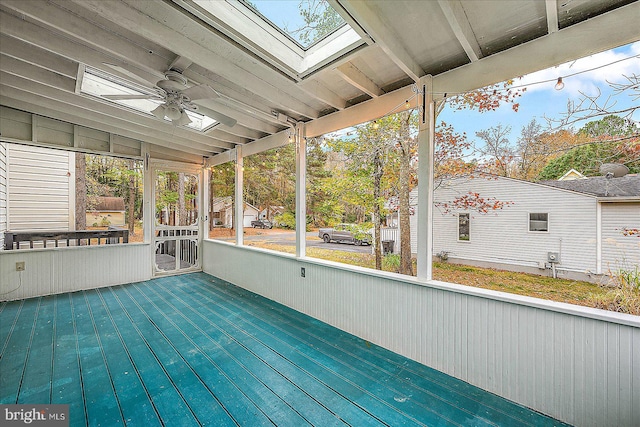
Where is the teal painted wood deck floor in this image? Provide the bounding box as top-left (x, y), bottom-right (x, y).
top-left (1, 273), bottom-right (569, 426)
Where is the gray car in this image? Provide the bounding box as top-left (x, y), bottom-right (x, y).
top-left (318, 223), bottom-right (372, 246)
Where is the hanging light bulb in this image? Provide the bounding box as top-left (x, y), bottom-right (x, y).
top-left (288, 131), bottom-right (295, 143)
top-left (555, 77), bottom-right (565, 90)
top-left (405, 100), bottom-right (411, 109)
top-left (372, 120), bottom-right (380, 129)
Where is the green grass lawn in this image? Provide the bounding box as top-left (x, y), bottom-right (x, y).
top-left (246, 242), bottom-right (640, 315)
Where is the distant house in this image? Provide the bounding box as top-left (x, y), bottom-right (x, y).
top-left (259, 205), bottom-right (284, 220)
top-left (558, 169), bottom-right (587, 181)
top-left (86, 197), bottom-right (126, 227)
top-left (407, 174), bottom-right (639, 282)
top-left (210, 196), bottom-right (234, 228)
top-left (210, 196), bottom-right (259, 228)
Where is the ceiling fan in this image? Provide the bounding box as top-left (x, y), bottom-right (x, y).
top-left (101, 63), bottom-right (237, 128)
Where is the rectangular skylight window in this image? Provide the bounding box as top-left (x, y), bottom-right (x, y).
top-left (242, 0), bottom-right (347, 49)
top-left (182, 0), bottom-right (363, 77)
top-left (80, 66), bottom-right (218, 132)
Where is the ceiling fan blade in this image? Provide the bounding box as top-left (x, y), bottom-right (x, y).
top-left (103, 94), bottom-right (161, 100)
top-left (191, 105), bottom-right (237, 128)
top-left (180, 84), bottom-right (219, 101)
top-left (101, 63), bottom-right (159, 88)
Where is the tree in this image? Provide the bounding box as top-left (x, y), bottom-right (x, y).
top-left (285, 0), bottom-right (344, 45)
top-left (547, 74), bottom-right (640, 135)
top-left (537, 115), bottom-right (640, 179)
top-left (475, 124), bottom-right (514, 177)
top-left (75, 153), bottom-right (87, 231)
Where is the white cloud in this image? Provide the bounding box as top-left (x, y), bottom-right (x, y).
top-left (516, 41), bottom-right (640, 97)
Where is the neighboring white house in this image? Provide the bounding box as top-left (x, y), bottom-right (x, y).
top-left (210, 196), bottom-right (259, 228)
top-left (407, 174), bottom-right (640, 282)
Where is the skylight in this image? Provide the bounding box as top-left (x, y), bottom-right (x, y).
top-left (80, 67), bottom-right (218, 132)
top-left (182, 0), bottom-right (364, 77)
top-left (242, 0), bottom-right (347, 49)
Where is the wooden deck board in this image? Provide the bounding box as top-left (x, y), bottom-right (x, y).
top-left (0, 272), bottom-right (571, 426)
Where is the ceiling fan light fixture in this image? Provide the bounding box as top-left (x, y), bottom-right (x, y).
top-left (175, 110), bottom-right (192, 126)
top-left (151, 104), bottom-right (166, 120)
top-left (165, 105), bottom-right (182, 121)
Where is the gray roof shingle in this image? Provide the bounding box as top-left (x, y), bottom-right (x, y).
top-left (541, 174), bottom-right (640, 197)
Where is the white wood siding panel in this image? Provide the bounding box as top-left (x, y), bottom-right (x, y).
top-left (601, 202), bottom-right (640, 275)
top-left (7, 144), bottom-right (73, 231)
top-left (411, 177), bottom-right (598, 273)
top-left (203, 241), bottom-right (640, 427)
top-left (0, 244), bottom-right (151, 300)
top-left (0, 142), bottom-right (6, 249)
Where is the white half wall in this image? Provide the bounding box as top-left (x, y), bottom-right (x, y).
top-left (203, 239), bottom-right (640, 427)
top-left (0, 244), bottom-right (152, 301)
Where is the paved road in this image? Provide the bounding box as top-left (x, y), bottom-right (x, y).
top-left (215, 230), bottom-right (373, 254)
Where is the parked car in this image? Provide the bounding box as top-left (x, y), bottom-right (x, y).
top-left (318, 223), bottom-right (372, 245)
top-left (251, 219), bottom-right (273, 229)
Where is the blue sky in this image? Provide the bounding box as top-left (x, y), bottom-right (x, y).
top-left (438, 41), bottom-right (640, 145)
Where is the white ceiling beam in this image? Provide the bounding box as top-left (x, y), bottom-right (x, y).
top-left (213, 124), bottom-right (265, 141)
top-left (301, 1), bottom-right (640, 139)
top-left (335, 62), bottom-right (383, 98)
top-left (0, 53), bottom-right (76, 93)
top-left (0, 10), bottom-right (162, 87)
top-left (204, 129), bottom-right (248, 145)
top-left (546, 0), bottom-right (559, 34)
top-left (2, 0), bottom-right (168, 81)
top-left (208, 129), bottom-right (291, 166)
top-left (437, 0), bottom-right (483, 62)
top-left (0, 57), bottom-right (234, 150)
top-left (305, 85), bottom-right (415, 138)
top-left (72, 0), bottom-right (321, 120)
top-left (335, 0), bottom-right (425, 83)
top-left (0, 5), bottom-right (290, 132)
top-left (195, 101), bottom-right (281, 135)
top-left (433, 1), bottom-right (640, 97)
top-left (0, 34), bottom-right (78, 79)
top-left (297, 80), bottom-right (347, 110)
top-left (168, 56), bottom-right (193, 73)
top-left (0, 92), bottom-right (210, 163)
top-left (0, 70), bottom-right (229, 153)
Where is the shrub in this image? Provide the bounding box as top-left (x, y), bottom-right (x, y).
top-left (382, 254), bottom-right (401, 273)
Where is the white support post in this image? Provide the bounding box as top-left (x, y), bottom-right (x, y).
top-left (417, 75), bottom-right (435, 280)
top-left (202, 166), bottom-right (210, 241)
top-left (295, 123), bottom-right (306, 258)
top-left (142, 143), bottom-right (152, 246)
top-left (235, 145), bottom-right (244, 246)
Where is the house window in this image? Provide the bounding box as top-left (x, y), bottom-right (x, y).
top-left (529, 213), bottom-right (549, 232)
top-left (458, 213), bottom-right (470, 241)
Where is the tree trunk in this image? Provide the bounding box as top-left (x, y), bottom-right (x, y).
top-left (127, 160), bottom-right (136, 235)
top-left (74, 153), bottom-right (86, 231)
top-left (373, 148), bottom-right (383, 270)
top-left (398, 132), bottom-right (413, 276)
top-left (178, 172), bottom-right (186, 226)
